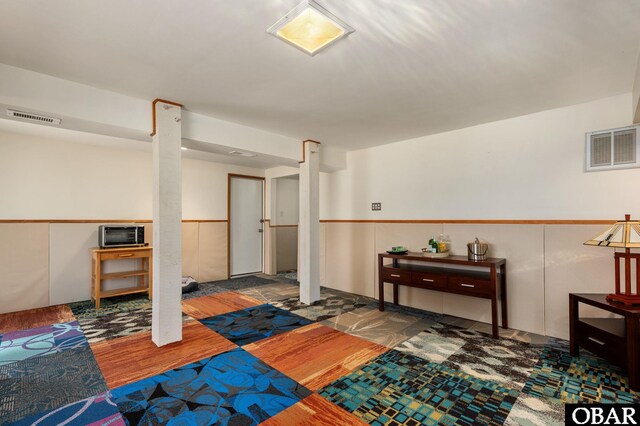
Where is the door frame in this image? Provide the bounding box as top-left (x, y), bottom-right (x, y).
top-left (227, 173), bottom-right (266, 278)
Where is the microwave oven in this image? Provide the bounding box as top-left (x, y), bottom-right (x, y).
top-left (98, 225), bottom-right (145, 248)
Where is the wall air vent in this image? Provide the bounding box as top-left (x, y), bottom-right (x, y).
top-left (586, 125), bottom-right (639, 172)
top-left (6, 109), bottom-right (61, 125)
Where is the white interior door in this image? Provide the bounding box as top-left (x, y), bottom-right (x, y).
top-left (230, 176), bottom-right (263, 276)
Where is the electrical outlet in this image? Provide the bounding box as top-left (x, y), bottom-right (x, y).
top-left (371, 202), bottom-right (382, 211)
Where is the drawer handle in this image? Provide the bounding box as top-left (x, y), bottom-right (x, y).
top-left (390, 274), bottom-right (401, 278)
top-left (118, 253), bottom-right (134, 257)
top-left (588, 337), bottom-right (605, 345)
top-left (422, 278), bottom-right (434, 282)
top-left (461, 283), bottom-right (475, 288)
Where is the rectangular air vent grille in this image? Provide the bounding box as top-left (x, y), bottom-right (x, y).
top-left (613, 129), bottom-right (636, 164)
top-left (6, 109), bottom-right (61, 125)
top-left (586, 126), bottom-right (639, 172)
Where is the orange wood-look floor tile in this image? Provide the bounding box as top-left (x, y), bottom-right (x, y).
top-left (244, 323), bottom-right (388, 391)
top-left (0, 304), bottom-right (75, 334)
top-left (91, 321), bottom-right (237, 389)
top-left (260, 394), bottom-right (367, 426)
top-left (181, 291), bottom-right (263, 319)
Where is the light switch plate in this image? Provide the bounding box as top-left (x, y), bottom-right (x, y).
top-left (371, 202), bottom-right (382, 211)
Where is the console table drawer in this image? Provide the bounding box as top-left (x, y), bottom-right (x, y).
top-left (381, 268), bottom-right (412, 283)
top-left (101, 249), bottom-right (151, 260)
top-left (411, 271), bottom-right (446, 290)
top-left (447, 276), bottom-right (491, 296)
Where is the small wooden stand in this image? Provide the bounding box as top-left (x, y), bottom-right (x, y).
top-left (91, 246), bottom-right (153, 308)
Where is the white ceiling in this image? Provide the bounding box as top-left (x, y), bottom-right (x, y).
top-left (0, 0), bottom-right (639, 150)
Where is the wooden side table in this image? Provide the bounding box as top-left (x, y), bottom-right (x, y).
top-left (569, 293), bottom-right (640, 390)
top-left (91, 246), bottom-right (153, 308)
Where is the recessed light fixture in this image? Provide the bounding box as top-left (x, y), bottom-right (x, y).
top-left (267, 0), bottom-right (354, 56)
top-left (229, 150), bottom-right (257, 158)
top-left (181, 147), bottom-right (188, 151)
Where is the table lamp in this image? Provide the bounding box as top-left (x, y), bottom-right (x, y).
top-left (584, 214), bottom-right (640, 305)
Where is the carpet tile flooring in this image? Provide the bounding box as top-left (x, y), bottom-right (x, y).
top-left (13, 392), bottom-right (125, 426)
top-left (398, 323), bottom-right (543, 390)
top-left (79, 307), bottom-right (154, 344)
top-left (321, 305), bottom-right (438, 348)
top-left (236, 282), bottom-right (302, 304)
top-left (272, 293), bottom-right (370, 322)
top-left (0, 274), bottom-right (638, 425)
top-left (199, 303), bottom-right (314, 346)
top-left (91, 321), bottom-right (237, 389)
top-left (320, 349), bottom-right (519, 426)
top-left (111, 347), bottom-right (311, 425)
top-left (69, 294), bottom-right (151, 320)
top-left (0, 320), bottom-right (86, 366)
top-left (262, 393), bottom-right (368, 426)
top-left (0, 304), bottom-right (76, 334)
top-left (244, 323), bottom-right (388, 391)
top-left (0, 345), bottom-right (108, 424)
top-left (182, 291), bottom-right (263, 319)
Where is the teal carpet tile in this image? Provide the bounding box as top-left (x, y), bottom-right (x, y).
top-left (320, 349), bottom-right (519, 426)
top-left (522, 345), bottom-right (640, 404)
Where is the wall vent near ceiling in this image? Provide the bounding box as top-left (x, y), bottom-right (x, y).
top-left (6, 109), bottom-right (62, 125)
top-left (585, 125), bottom-right (639, 172)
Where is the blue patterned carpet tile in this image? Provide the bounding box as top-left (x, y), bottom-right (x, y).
top-left (13, 392), bottom-right (125, 426)
top-left (0, 321), bottom-right (87, 367)
top-left (319, 349), bottom-right (519, 426)
top-left (522, 345), bottom-right (640, 404)
top-left (111, 347), bottom-right (311, 425)
top-left (199, 304), bottom-right (314, 346)
top-left (0, 345), bottom-right (108, 424)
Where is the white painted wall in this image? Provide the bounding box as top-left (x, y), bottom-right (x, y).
top-left (322, 93), bottom-right (639, 220)
top-left (0, 130), bottom-right (263, 220)
top-left (275, 177), bottom-right (299, 225)
top-left (0, 129), bottom-right (264, 307)
top-left (634, 53), bottom-right (640, 123)
top-left (318, 93), bottom-right (639, 338)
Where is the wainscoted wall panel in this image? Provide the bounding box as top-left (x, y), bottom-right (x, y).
top-left (276, 227), bottom-right (298, 272)
top-left (320, 223), bottom-right (326, 286)
top-left (1, 220), bottom-right (230, 313)
top-left (318, 221), bottom-right (614, 339)
top-left (49, 223), bottom-right (108, 304)
top-left (0, 223), bottom-right (49, 314)
top-left (443, 224), bottom-right (545, 335)
top-left (182, 222), bottom-right (200, 279)
top-left (264, 223), bottom-right (276, 276)
top-left (374, 223), bottom-right (445, 314)
top-left (198, 222), bottom-right (228, 282)
top-left (544, 225), bottom-right (616, 340)
top-left (324, 223), bottom-right (375, 297)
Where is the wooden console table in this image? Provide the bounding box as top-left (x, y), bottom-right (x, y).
top-left (570, 293), bottom-right (640, 390)
top-left (91, 246), bottom-right (152, 308)
top-left (378, 253), bottom-right (507, 338)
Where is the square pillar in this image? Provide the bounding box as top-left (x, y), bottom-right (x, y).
top-left (152, 100), bottom-right (183, 346)
top-left (299, 141), bottom-right (320, 304)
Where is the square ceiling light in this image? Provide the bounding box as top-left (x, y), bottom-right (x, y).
top-left (267, 0), bottom-right (354, 56)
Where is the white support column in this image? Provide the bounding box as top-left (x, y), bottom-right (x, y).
top-left (152, 101), bottom-right (183, 347)
top-left (299, 141), bottom-right (320, 305)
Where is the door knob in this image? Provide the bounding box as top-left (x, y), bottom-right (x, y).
top-left (258, 229), bottom-right (263, 233)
